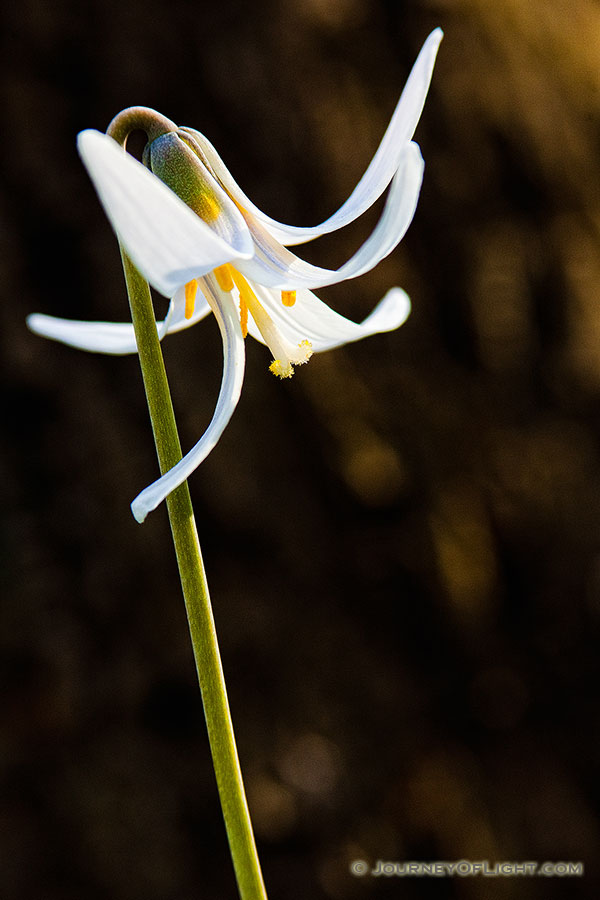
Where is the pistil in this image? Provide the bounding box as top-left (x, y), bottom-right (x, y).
top-left (226, 267), bottom-right (312, 378)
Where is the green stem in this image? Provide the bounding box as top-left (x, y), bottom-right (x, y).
top-left (120, 248), bottom-right (267, 900)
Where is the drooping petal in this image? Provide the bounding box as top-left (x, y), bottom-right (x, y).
top-left (130, 276), bottom-right (245, 522)
top-left (27, 313), bottom-right (146, 354)
top-left (236, 141), bottom-right (424, 291)
top-left (247, 283), bottom-right (411, 353)
top-left (77, 130), bottom-right (254, 298)
top-left (180, 28), bottom-right (442, 246)
top-left (26, 287), bottom-right (212, 355)
top-left (159, 284), bottom-right (213, 335)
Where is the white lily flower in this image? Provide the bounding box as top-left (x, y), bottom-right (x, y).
top-left (28, 28), bottom-right (442, 522)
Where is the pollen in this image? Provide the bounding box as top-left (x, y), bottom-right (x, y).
top-left (281, 290), bottom-right (296, 307)
top-left (269, 359), bottom-right (294, 378)
top-left (214, 264), bottom-right (234, 293)
top-left (268, 340), bottom-right (312, 378)
top-left (184, 279), bottom-right (198, 319)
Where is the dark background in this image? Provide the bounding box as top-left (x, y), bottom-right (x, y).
top-left (2, 1), bottom-right (600, 898)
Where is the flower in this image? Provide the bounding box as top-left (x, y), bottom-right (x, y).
top-left (27, 28), bottom-right (442, 522)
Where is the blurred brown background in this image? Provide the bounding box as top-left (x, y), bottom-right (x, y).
top-left (2, 0), bottom-right (600, 898)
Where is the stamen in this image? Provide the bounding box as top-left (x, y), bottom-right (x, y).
top-left (185, 279), bottom-right (198, 319)
top-left (229, 267), bottom-right (259, 316)
top-left (281, 290), bottom-right (296, 307)
top-left (214, 264), bottom-right (234, 293)
top-left (239, 294), bottom-right (248, 339)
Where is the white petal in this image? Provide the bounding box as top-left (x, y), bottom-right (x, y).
top-left (180, 28), bottom-right (441, 246)
top-left (160, 284), bottom-right (213, 334)
top-left (77, 130), bottom-right (254, 297)
top-left (131, 276), bottom-right (245, 522)
top-left (236, 142), bottom-right (424, 291)
top-left (25, 288), bottom-right (212, 355)
top-left (247, 284), bottom-right (411, 353)
top-left (27, 312), bottom-right (148, 354)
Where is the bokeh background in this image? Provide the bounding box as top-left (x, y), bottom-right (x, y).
top-left (2, 0), bottom-right (600, 898)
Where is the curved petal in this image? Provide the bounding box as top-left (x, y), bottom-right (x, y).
top-left (236, 141), bottom-right (424, 291)
top-left (77, 130), bottom-right (254, 297)
top-left (160, 284), bottom-right (213, 335)
top-left (26, 313), bottom-right (153, 355)
top-left (131, 276), bottom-right (245, 522)
top-left (26, 288), bottom-right (212, 355)
top-left (247, 284), bottom-right (411, 353)
top-left (180, 28), bottom-right (441, 246)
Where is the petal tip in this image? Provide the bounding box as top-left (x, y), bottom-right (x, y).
top-left (421, 28), bottom-right (443, 59)
top-left (131, 496), bottom-right (150, 523)
top-left (76, 128), bottom-right (109, 158)
top-left (385, 287), bottom-right (412, 329)
top-left (366, 287), bottom-right (411, 334)
top-left (26, 313), bottom-right (43, 334)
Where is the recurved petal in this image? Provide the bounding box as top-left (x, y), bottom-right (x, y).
top-left (25, 287), bottom-right (212, 355)
top-left (236, 141), bottom-right (424, 291)
top-left (180, 28), bottom-right (441, 246)
top-left (77, 130), bottom-right (253, 298)
top-left (159, 284), bottom-right (213, 335)
top-left (130, 276), bottom-right (245, 522)
top-left (26, 312), bottom-right (150, 354)
top-left (248, 284), bottom-right (411, 353)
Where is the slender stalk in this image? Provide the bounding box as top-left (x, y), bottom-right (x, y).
top-left (120, 248), bottom-right (267, 900)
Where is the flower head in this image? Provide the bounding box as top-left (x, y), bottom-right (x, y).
top-left (28, 28), bottom-right (442, 521)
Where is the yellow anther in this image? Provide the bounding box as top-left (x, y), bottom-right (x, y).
top-left (281, 290), bottom-right (296, 307)
top-left (215, 265), bottom-right (253, 336)
top-left (184, 279), bottom-right (198, 319)
top-left (229, 266), bottom-right (257, 307)
top-left (214, 264), bottom-right (235, 293)
top-left (239, 295), bottom-right (248, 339)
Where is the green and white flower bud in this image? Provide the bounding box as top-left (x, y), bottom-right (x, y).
top-left (146, 132), bottom-right (223, 224)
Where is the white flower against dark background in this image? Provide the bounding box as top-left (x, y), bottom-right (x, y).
top-left (28, 29), bottom-right (442, 521)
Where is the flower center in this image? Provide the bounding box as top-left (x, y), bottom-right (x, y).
top-left (189, 264), bottom-right (311, 378)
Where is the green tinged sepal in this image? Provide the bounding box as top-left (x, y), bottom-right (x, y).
top-left (146, 132), bottom-right (224, 224)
